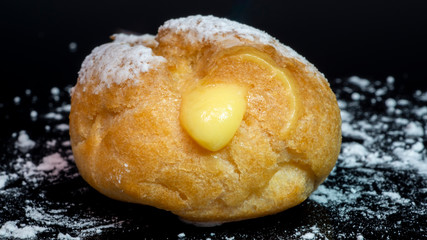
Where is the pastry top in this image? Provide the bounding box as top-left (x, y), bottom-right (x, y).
top-left (77, 34), bottom-right (165, 94)
top-left (70, 15), bottom-right (341, 223)
top-left (76, 15), bottom-right (324, 95)
top-left (159, 15), bottom-right (318, 74)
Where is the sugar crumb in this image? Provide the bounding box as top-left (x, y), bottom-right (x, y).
top-left (55, 123), bottom-right (69, 131)
top-left (45, 112), bottom-right (63, 120)
top-left (69, 42), bottom-right (78, 53)
top-left (0, 221), bottom-right (46, 239)
top-left (14, 96), bottom-right (21, 104)
top-left (58, 232), bottom-right (81, 240)
top-left (15, 130), bottom-right (36, 153)
top-left (0, 173), bottom-right (8, 189)
top-left (301, 232), bottom-right (315, 239)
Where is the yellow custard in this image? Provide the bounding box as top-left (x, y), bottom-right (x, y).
top-left (180, 84), bottom-right (247, 151)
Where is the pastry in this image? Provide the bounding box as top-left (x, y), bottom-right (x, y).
top-left (69, 15), bottom-right (341, 223)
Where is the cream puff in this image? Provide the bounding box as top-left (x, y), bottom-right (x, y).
top-left (69, 15), bottom-right (341, 223)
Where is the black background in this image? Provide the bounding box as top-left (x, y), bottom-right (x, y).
top-left (1, 0), bottom-right (427, 101)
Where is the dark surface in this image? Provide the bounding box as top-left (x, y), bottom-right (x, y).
top-left (1, 0), bottom-right (427, 239)
top-left (0, 77), bottom-right (426, 239)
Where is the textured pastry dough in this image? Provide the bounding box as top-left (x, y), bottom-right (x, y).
top-left (69, 15), bottom-right (341, 223)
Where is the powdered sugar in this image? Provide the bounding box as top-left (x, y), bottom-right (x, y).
top-left (14, 131), bottom-right (36, 153)
top-left (68, 42), bottom-right (78, 53)
top-left (161, 15), bottom-right (274, 45)
top-left (55, 123), bottom-right (69, 131)
top-left (0, 221), bottom-right (46, 239)
top-left (7, 152), bottom-right (72, 189)
top-left (112, 33), bottom-right (158, 47)
top-left (347, 76), bottom-right (371, 89)
top-left (301, 225), bottom-right (320, 240)
top-left (35, 153), bottom-right (69, 176)
top-left (45, 112), bottom-right (63, 120)
top-left (57, 232), bottom-right (81, 240)
top-left (0, 173), bottom-right (8, 189)
top-left (308, 75), bottom-right (426, 239)
top-left (334, 76), bottom-right (426, 174)
top-left (414, 90), bottom-right (427, 101)
top-left (14, 96), bottom-right (21, 104)
top-left (404, 121), bottom-right (424, 137)
top-left (310, 184), bottom-right (362, 205)
top-left (160, 15), bottom-right (320, 80)
top-left (77, 34), bottom-right (166, 94)
top-left (1, 86), bottom-right (128, 239)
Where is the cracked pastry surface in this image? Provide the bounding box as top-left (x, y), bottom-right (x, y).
top-left (69, 15), bottom-right (341, 223)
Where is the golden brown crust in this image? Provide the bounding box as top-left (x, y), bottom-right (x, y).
top-left (70, 15), bottom-right (341, 223)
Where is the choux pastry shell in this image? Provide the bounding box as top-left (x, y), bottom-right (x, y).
top-left (69, 15), bottom-right (341, 223)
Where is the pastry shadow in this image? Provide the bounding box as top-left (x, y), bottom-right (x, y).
top-left (44, 177), bottom-right (335, 240)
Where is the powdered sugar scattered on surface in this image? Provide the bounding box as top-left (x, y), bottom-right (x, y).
top-left (0, 221), bottom-right (46, 239)
top-left (331, 76), bottom-right (426, 173)
top-left (347, 76), bottom-right (371, 89)
top-left (45, 112), bottom-right (63, 120)
top-left (58, 232), bottom-right (80, 240)
top-left (14, 96), bottom-right (21, 104)
top-left (55, 123), bottom-right (70, 131)
top-left (35, 153), bottom-right (69, 176)
top-left (68, 42), bottom-right (78, 54)
top-left (14, 131), bottom-right (36, 153)
top-left (309, 76), bottom-right (426, 239)
top-left (1, 87), bottom-right (127, 239)
top-left (0, 174), bottom-right (7, 189)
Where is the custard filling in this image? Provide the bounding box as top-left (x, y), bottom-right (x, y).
top-left (180, 48), bottom-right (299, 151)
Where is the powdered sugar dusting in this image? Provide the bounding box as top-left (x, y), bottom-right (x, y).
top-left (57, 233), bottom-right (81, 240)
top-left (35, 153), bottom-right (69, 176)
top-left (0, 221), bottom-right (46, 239)
top-left (14, 131), bottom-right (36, 153)
top-left (309, 76), bottom-right (426, 238)
top-left (77, 35), bottom-right (165, 94)
top-left (160, 15), bottom-right (320, 80)
top-left (161, 15), bottom-right (272, 45)
top-left (112, 33), bottom-right (158, 47)
top-left (55, 123), bottom-right (70, 131)
top-left (1, 86), bottom-right (129, 239)
top-left (334, 76), bottom-right (426, 173)
top-left (0, 174), bottom-right (7, 189)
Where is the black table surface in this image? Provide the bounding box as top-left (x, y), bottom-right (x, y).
top-left (0, 76), bottom-right (426, 239)
top-left (1, 1), bottom-right (427, 239)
